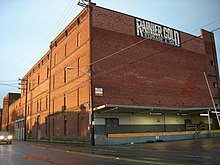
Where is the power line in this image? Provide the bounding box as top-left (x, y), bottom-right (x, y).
top-left (23, 27), bottom-right (220, 105)
top-left (89, 27), bottom-right (220, 80)
top-left (175, 1), bottom-right (219, 26)
top-left (91, 39), bottom-right (147, 66)
top-left (6, 27), bottom-right (220, 116)
top-left (88, 26), bottom-right (220, 72)
top-left (0, 80), bottom-right (19, 83)
top-left (190, 18), bottom-right (220, 33)
top-left (0, 49), bottom-right (33, 64)
top-left (129, 27), bottom-right (220, 65)
top-left (0, 83), bottom-right (19, 89)
top-left (29, 0), bottom-right (78, 67)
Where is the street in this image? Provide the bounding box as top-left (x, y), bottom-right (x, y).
top-left (0, 138), bottom-right (220, 165)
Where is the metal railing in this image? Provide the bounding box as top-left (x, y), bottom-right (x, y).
top-left (194, 125), bottom-right (206, 139)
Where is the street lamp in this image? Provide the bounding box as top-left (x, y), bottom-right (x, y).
top-left (65, 66), bottom-right (91, 76)
top-left (65, 66), bottom-right (95, 145)
top-left (19, 78), bottom-right (28, 141)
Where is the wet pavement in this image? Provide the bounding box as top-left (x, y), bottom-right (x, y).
top-left (1, 138), bottom-right (220, 164)
top-left (121, 138), bottom-right (220, 152)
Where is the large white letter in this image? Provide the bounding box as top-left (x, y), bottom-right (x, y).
top-left (136, 19), bottom-right (144, 37)
top-left (174, 31), bottom-right (180, 47)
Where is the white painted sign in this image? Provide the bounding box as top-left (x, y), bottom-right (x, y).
top-left (135, 18), bottom-right (181, 47)
top-left (95, 87), bottom-right (103, 96)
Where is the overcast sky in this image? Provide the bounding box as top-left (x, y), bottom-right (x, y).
top-left (0, 0), bottom-right (220, 108)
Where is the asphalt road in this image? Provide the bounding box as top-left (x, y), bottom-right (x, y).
top-left (0, 138), bottom-right (220, 165)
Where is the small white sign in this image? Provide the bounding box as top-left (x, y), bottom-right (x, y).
top-left (95, 87), bottom-right (103, 96)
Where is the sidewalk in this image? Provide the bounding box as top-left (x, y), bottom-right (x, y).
top-left (23, 137), bottom-right (220, 152)
top-left (112, 137), bottom-right (220, 152)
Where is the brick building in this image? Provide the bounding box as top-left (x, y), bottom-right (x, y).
top-left (1, 93), bottom-right (21, 133)
top-left (2, 3), bottom-right (220, 145)
top-left (0, 108), bottom-right (2, 131)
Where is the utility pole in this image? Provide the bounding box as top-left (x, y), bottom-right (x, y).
top-left (19, 79), bottom-right (28, 141)
top-left (204, 72), bottom-right (220, 127)
top-left (77, 0), bottom-right (95, 145)
top-left (89, 3), bottom-right (95, 146)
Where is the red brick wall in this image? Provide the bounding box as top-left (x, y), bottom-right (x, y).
top-left (16, 7), bottom-right (91, 141)
top-left (91, 5), bottom-right (219, 108)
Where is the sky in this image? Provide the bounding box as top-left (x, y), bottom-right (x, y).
top-left (0, 0), bottom-right (220, 108)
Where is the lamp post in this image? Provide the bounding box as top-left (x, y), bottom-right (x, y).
top-left (65, 66), bottom-right (91, 76)
top-left (65, 66), bottom-right (94, 145)
top-left (19, 79), bottom-right (28, 141)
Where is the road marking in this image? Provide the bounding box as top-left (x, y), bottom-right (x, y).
top-left (30, 145), bottom-right (180, 165)
top-left (144, 157), bottom-right (161, 161)
top-left (184, 155), bottom-right (212, 159)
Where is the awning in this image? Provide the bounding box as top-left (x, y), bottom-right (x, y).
top-left (94, 104), bottom-right (219, 115)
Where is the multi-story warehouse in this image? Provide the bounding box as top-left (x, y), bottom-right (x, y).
top-left (2, 2), bottom-right (220, 145)
top-left (0, 108), bottom-right (2, 131)
top-left (1, 93), bottom-right (21, 133)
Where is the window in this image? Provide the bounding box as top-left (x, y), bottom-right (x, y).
top-left (40, 99), bottom-right (42, 111)
top-left (77, 88), bottom-right (80, 107)
top-left (29, 82), bottom-right (31, 91)
top-left (77, 113), bottom-right (80, 135)
top-left (77, 32), bottom-right (81, 47)
top-left (77, 17), bottom-right (80, 25)
top-left (64, 44), bottom-right (67, 57)
top-left (45, 117), bottom-right (48, 135)
top-left (52, 99), bottom-right (55, 113)
top-left (55, 41), bottom-right (57, 47)
top-left (54, 53), bottom-right (57, 66)
top-left (64, 115), bottom-right (67, 135)
top-left (53, 75), bottom-right (55, 89)
top-left (46, 96), bottom-right (48, 109)
top-left (77, 58), bottom-right (80, 76)
top-left (64, 68), bottom-right (67, 83)
top-left (213, 82), bottom-right (218, 88)
top-left (47, 66), bottom-right (49, 78)
top-left (65, 30), bottom-right (68, 37)
top-left (215, 104), bottom-right (219, 108)
top-left (52, 118), bottom-right (55, 136)
top-left (63, 94), bottom-right (67, 111)
top-left (37, 100), bottom-right (39, 112)
top-left (38, 73), bottom-right (40, 84)
top-left (210, 60), bottom-right (214, 66)
top-left (38, 63), bottom-right (40, 68)
top-left (106, 118), bottom-right (119, 128)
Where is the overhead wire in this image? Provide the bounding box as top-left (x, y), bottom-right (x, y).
top-left (175, 1), bottom-right (219, 26)
top-left (189, 18), bottom-right (220, 33)
top-left (0, 49), bottom-right (33, 64)
top-left (0, 80), bottom-right (19, 82)
top-left (92, 27), bottom-right (220, 104)
top-left (4, 2), bottom-right (220, 110)
top-left (29, 0), bottom-right (78, 67)
top-left (85, 27), bottom-right (220, 105)
top-left (15, 27), bottom-right (220, 109)
top-left (0, 83), bottom-right (19, 89)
